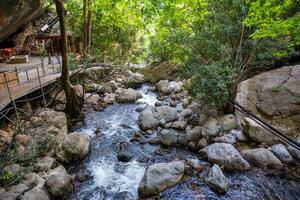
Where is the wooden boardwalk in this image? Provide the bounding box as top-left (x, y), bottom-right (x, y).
top-left (0, 57), bottom-right (62, 111)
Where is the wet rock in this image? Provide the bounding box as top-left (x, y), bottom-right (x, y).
top-left (200, 143), bottom-right (250, 171)
top-left (186, 126), bottom-right (202, 143)
top-left (271, 144), bottom-right (293, 164)
top-left (0, 183), bottom-right (29, 200)
top-left (85, 94), bottom-right (100, 105)
top-left (138, 161), bottom-right (185, 198)
top-left (148, 137), bottom-right (160, 145)
top-left (242, 117), bottom-right (279, 145)
top-left (287, 145), bottom-right (300, 160)
top-left (179, 109), bottom-right (193, 118)
top-left (159, 129), bottom-right (187, 146)
top-left (169, 100), bottom-right (177, 107)
top-left (171, 121), bottom-right (187, 131)
top-left (103, 93), bottom-right (115, 104)
top-left (117, 142), bottom-right (134, 162)
top-left (55, 132), bottom-right (90, 163)
top-left (123, 70), bottom-right (145, 87)
top-left (188, 141), bottom-right (198, 152)
top-left (156, 106), bottom-right (178, 123)
top-left (242, 148), bottom-right (283, 169)
top-left (35, 157), bottom-right (55, 172)
top-left (3, 164), bottom-right (21, 180)
top-left (202, 117), bottom-right (219, 137)
top-left (99, 81), bottom-right (118, 94)
top-left (139, 107), bottom-right (159, 131)
top-left (218, 114), bottom-right (238, 132)
top-left (230, 129), bottom-right (248, 142)
top-left (155, 101), bottom-right (163, 107)
top-left (197, 138), bottom-right (208, 149)
top-left (116, 88), bottom-right (142, 103)
top-left (205, 164), bottom-right (230, 194)
top-left (213, 134), bottom-right (237, 144)
top-left (21, 186), bottom-right (50, 200)
top-left (15, 134), bottom-right (31, 146)
top-left (45, 166), bottom-right (73, 198)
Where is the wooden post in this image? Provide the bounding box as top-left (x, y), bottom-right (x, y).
top-left (37, 67), bottom-right (47, 107)
top-left (4, 73), bottom-right (21, 127)
top-left (26, 69), bottom-right (30, 82)
top-left (15, 67), bottom-right (20, 85)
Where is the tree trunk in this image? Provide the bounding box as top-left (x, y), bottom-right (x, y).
top-left (54, 0), bottom-right (82, 120)
top-left (83, 0), bottom-right (87, 51)
top-left (83, 0), bottom-right (92, 54)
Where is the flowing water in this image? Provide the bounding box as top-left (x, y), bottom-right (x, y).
top-left (71, 84), bottom-right (300, 200)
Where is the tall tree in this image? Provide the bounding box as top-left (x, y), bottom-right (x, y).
top-left (83, 0), bottom-right (92, 53)
top-left (54, 0), bottom-right (82, 120)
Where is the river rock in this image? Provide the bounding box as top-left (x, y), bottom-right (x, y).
top-left (45, 166), bottom-right (73, 198)
top-left (55, 132), bottom-right (90, 163)
top-left (0, 129), bottom-right (13, 154)
top-left (242, 148), bottom-right (283, 169)
top-left (171, 121), bottom-right (187, 131)
top-left (213, 134), bottom-right (237, 144)
top-left (15, 134), bottom-right (31, 146)
top-left (35, 157), bottom-right (55, 172)
top-left (99, 80), bottom-right (118, 94)
top-left (24, 109), bottom-right (68, 144)
top-left (21, 187), bottom-right (50, 200)
top-left (205, 164), bottom-right (230, 194)
top-left (186, 126), bottom-right (202, 142)
top-left (242, 117), bottom-right (279, 145)
top-left (168, 81), bottom-right (182, 93)
top-left (123, 70), bottom-right (145, 87)
top-left (0, 183), bottom-right (29, 200)
top-left (179, 108), bottom-right (193, 118)
top-left (139, 107), bottom-right (159, 131)
top-left (235, 65), bottom-right (300, 136)
top-left (138, 161), bottom-right (185, 198)
top-left (271, 144), bottom-right (293, 164)
top-left (155, 106), bottom-right (178, 122)
top-left (3, 164), bottom-right (21, 179)
top-left (156, 80), bottom-right (171, 95)
top-left (218, 114), bottom-right (238, 132)
top-left (23, 173), bottom-right (45, 189)
top-left (159, 129), bottom-right (187, 146)
top-left (202, 117), bottom-right (219, 137)
top-left (182, 97), bottom-right (191, 108)
top-left (287, 145), bottom-right (300, 160)
top-left (197, 138), bottom-right (208, 149)
top-left (85, 94), bottom-right (100, 105)
top-left (103, 93), bottom-right (115, 104)
top-left (230, 129), bottom-right (248, 142)
top-left (116, 88), bottom-right (142, 103)
top-left (200, 143), bottom-right (250, 171)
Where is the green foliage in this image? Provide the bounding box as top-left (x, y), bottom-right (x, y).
top-left (185, 61), bottom-right (236, 109)
top-left (244, 0), bottom-right (300, 55)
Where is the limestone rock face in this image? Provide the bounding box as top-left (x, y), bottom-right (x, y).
top-left (116, 88), bottom-right (142, 103)
top-left (45, 166), bottom-right (73, 198)
top-left (205, 164), bottom-right (230, 194)
top-left (138, 161), bottom-right (185, 198)
top-left (55, 132), bottom-right (90, 163)
top-left (200, 143), bottom-right (250, 171)
top-left (235, 65), bottom-right (300, 137)
top-left (242, 148), bottom-right (283, 169)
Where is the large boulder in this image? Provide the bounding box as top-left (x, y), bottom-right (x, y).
top-left (200, 143), bottom-right (250, 171)
top-left (156, 80), bottom-right (171, 95)
top-left (116, 88), bottom-right (142, 103)
top-left (0, 183), bottom-right (29, 200)
top-left (55, 132), bottom-right (90, 163)
top-left (242, 117), bottom-right (279, 145)
top-left (35, 157), bottom-right (55, 172)
top-left (84, 94), bottom-right (101, 106)
top-left (241, 148), bottom-right (283, 169)
top-left (186, 126), bottom-right (202, 142)
top-left (123, 70), bottom-right (145, 87)
top-left (205, 164), bottom-right (230, 194)
top-left (138, 161), bottom-right (185, 198)
top-left (139, 107), bottom-right (159, 131)
top-left (45, 166), bottom-right (73, 199)
top-left (235, 65), bottom-right (300, 137)
top-left (155, 106), bottom-right (178, 123)
top-left (159, 129), bottom-right (187, 146)
top-left (202, 117), bottom-right (219, 137)
top-left (21, 187), bottom-right (50, 200)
